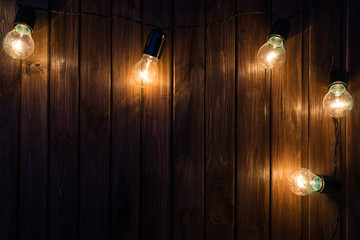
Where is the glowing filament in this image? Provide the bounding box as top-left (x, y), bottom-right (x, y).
top-left (12, 40), bottom-right (23, 51)
top-left (266, 52), bottom-right (277, 62)
top-left (331, 99), bottom-right (347, 109)
top-left (296, 175), bottom-right (306, 188)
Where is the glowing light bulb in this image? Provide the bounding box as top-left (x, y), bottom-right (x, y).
top-left (3, 24), bottom-right (34, 59)
top-left (323, 83), bottom-right (353, 118)
top-left (257, 36), bottom-right (286, 69)
top-left (288, 168), bottom-right (323, 196)
top-left (257, 18), bottom-right (290, 70)
top-left (2, 6), bottom-right (36, 60)
top-left (131, 29), bottom-right (166, 88)
top-left (132, 54), bottom-right (159, 87)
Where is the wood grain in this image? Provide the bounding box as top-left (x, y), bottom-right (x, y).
top-left (110, 0), bottom-right (141, 239)
top-left (172, 0), bottom-right (205, 239)
top-left (0, 1), bottom-right (20, 240)
top-left (271, 0), bottom-right (304, 239)
top-left (205, 0), bottom-right (235, 239)
top-left (78, 0), bottom-right (111, 239)
top-left (140, 0), bottom-right (172, 239)
top-left (346, 0), bottom-right (360, 238)
top-left (308, 1), bottom-right (341, 239)
top-left (48, 0), bottom-right (79, 239)
top-left (19, 0), bottom-right (49, 239)
top-left (236, 0), bottom-right (270, 239)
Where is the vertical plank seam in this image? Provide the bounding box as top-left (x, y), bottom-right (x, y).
top-left (340, 0), bottom-right (347, 238)
top-left (234, 0), bottom-right (238, 239)
top-left (170, 0), bottom-right (175, 238)
top-left (46, 2), bottom-right (51, 239)
top-left (203, 0), bottom-right (207, 238)
top-left (16, 58), bottom-right (22, 240)
top-left (307, 1), bottom-right (311, 238)
top-left (268, 0), bottom-right (273, 239)
top-left (139, 0), bottom-right (144, 238)
top-left (108, 0), bottom-right (114, 238)
top-left (77, 0), bottom-right (82, 239)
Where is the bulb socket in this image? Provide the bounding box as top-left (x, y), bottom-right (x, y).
top-left (329, 67), bottom-right (348, 89)
top-left (142, 29), bottom-right (166, 59)
top-left (268, 18), bottom-right (291, 42)
top-left (14, 5), bottom-right (36, 32)
top-left (319, 175), bottom-right (342, 194)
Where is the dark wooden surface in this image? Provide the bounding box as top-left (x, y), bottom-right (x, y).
top-left (78, 0), bottom-right (111, 239)
top-left (172, 0), bottom-right (204, 238)
top-left (308, 0), bottom-right (341, 239)
top-left (347, 0), bottom-right (360, 238)
top-left (19, 0), bottom-right (49, 239)
top-left (140, 0), bottom-right (172, 239)
top-left (110, 0), bottom-right (141, 239)
top-left (205, 0), bottom-right (235, 239)
top-left (0, 1), bottom-right (19, 240)
top-left (49, 0), bottom-right (79, 239)
top-left (0, 0), bottom-right (359, 239)
top-left (236, 0), bottom-right (270, 239)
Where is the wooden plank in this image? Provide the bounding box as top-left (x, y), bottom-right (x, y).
top-left (19, 0), bottom-right (49, 239)
top-left (236, 0), bottom-right (270, 239)
top-left (48, 0), bottom-right (79, 239)
top-left (270, 0), bottom-right (304, 239)
top-left (172, 0), bottom-right (205, 239)
top-left (204, 0), bottom-right (235, 239)
top-left (0, 1), bottom-right (20, 239)
top-left (345, 0), bottom-right (360, 238)
top-left (78, 0), bottom-right (111, 239)
top-left (140, 0), bottom-right (172, 238)
top-left (308, 0), bottom-right (341, 239)
top-left (110, 0), bottom-right (141, 239)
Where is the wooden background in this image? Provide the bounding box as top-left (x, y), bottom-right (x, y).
top-left (0, 0), bottom-right (359, 239)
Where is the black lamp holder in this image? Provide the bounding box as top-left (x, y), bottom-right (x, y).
top-left (142, 29), bottom-right (166, 59)
top-left (319, 175), bottom-right (342, 194)
top-left (14, 5), bottom-right (36, 32)
top-left (329, 66), bottom-right (348, 89)
top-left (268, 18), bottom-right (291, 42)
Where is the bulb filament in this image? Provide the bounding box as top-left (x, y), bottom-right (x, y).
top-left (266, 52), bottom-right (277, 62)
top-left (12, 40), bottom-right (23, 51)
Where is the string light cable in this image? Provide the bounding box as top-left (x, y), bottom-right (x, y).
top-left (14, 0), bottom-right (324, 31)
top-left (331, 117), bottom-right (340, 240)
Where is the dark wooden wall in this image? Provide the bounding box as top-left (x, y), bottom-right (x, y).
top-left (0, 0), bottom-right (359, 239)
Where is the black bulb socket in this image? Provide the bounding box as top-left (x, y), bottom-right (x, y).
top-left (319, 175), bottom-right (342, 194)
top-left (268, 18), bottom-right (291, 42)
top-left (329, 67), bottom-right (348, 89)
top-left (14, 5), bottom-right (36, 32)
top-left (142, 29), bottom-right (166, 59)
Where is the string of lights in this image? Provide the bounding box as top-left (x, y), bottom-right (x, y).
top-left (1, 0), bottom-right (350, 238)
top-left (13, 0), bottom-right (324, 31)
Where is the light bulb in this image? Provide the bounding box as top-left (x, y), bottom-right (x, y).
top-left (131, 54), bottom-right (159, 87)
top-left (323, 83), bottom-right (353, 118)
top-left (257, 36), bottom-right (286, 69)
top-left (288, 168), bottom-right (323, 196)
top-left (131, 29), bottom-right (166, 88)
top-left (257, 18), bottom-right (290, 70)
top-left (3, 24), bottom-right (34, 59)
top-left (2, 6), bottom-right (36, 60)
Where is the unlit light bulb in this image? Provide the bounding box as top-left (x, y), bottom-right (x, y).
top-left (323, 83), bottom-right (353, 118)
top-left (131, 54), bottom-right (159, 87)
top-left (257, 36), bottom-right (286, 69)
top-left (288, 168), bottom-right (323, 196)
top-left (3, 24), bottom-right (34, 59)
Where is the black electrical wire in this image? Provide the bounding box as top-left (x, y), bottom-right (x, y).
top-left (15, 0), bottom-right (323, 31)
top-left (331, 118), bottom-right (340, 240)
